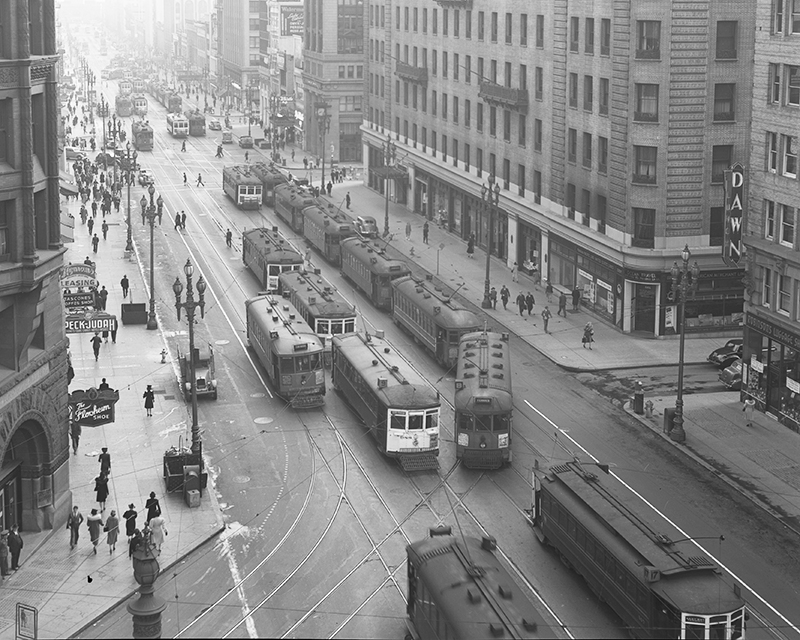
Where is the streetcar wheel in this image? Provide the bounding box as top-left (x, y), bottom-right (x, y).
top-left (558, 551), bottom-right (573, 571)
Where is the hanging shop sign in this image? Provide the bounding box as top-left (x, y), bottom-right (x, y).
top-left (63, 291), bottom-right (95, 309)
top-left (69, 386), bottom-right (120, 427)
top-left (723, 163), bottom-right (745, 267)
top-left (65, 312), bottom-right (116, 334)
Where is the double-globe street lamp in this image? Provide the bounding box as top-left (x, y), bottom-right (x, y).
top-left (173, 259), bottom-right (207, 497)
top-left (125, 142), bottom-right (134, 253)
top-left (382, 134), bottom-right (397, 238)
top-left (144, 184), bottom-right (159, 330)
top-left (98, 94), bottom-right (109, 173)
top-left (315, 103), bottom-right (331, 191)
top-left (668, 244), bottom-right (700, 444)
top-left (480, 176), bottom-right (501, 310)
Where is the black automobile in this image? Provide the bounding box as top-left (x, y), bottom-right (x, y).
top-left (707, 338), bottom-right (743, 369)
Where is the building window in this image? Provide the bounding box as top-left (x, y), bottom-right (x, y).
top-left (770, 63), bottom-right (782, 104)
top-left (464, 143), bottom-right (470, 170)
top-left (783, 134), bottom-right (797, 177)
top-left (768, 132), bottom-right (779, 173)
top-left (598, 136), bottom-right (608, 173)
top-left (477, 102), bottom-right (483, 132)
top-left (478, 11), bottom-right (484, 40)
top-left (781, 203), bottom-right (796, 247)
top-left (774, 0), bottom-right (784, 33)
top-left (633, 146), bottom-right (657, 184)
top-left (569, 16), bottom-right (579, 52)
top-left (583, 76), bottom-right (594, 111)
top-left (716, 21), bottom-right (738, 59)
top-left (423, 8), bottom-right (427, 33)
top-left (489, 152), bottom-right (496, 178)
top-left (585, 18), bottom-right (594, 53)
top-left (454, 53), bottom-right (459, 81)
top-left (442, 93), bottom-right (448, 119)
top-left (763, 267), bottom-right (773, 307)
top-left (339, 65), bottom-right (345, 78)
top-left (443, 8), bottom-right (448, 36)
top-left (633, 208), bottom-right (656, 248)
top-left (403, 82), bottom-right (409, 106)
top-left (0, 99), bottom-right (9, 162)
top-left (636, 20), bottom-right (661, 59)
top-left (503, 158), bottom-right (510, 189)
top-left (490, 105), bottom-right (497, 136)
top-left (713, 83), bottom-right (735, 121)
top-left (520, 14), bottom-right (528, 46)
top-left (518, 164), bottom-right (526, 196)
top-left (534, 170), bottom-right (542, 204)
top-left (421, 88), bottom-right (427, 112)
top-left (536, 15), bottom-right (545, 48)
top-left (568, 128), bottom-right (577, 163)
top-left (454, 9), bottom-right (459, 37)
top-left (582, 189), bottom-right (591, 225)
top-left (793, 0), bottom-right (800, 33)
top-left (534, 118), bottom-right (542, 152)
top-left (0, 204), bottom-right (8, 259)
top-left (504, 61), bottom-right (512, 87)
top-left (535, 67), bottom-right (543, 100)
top-left (412, 84), bottom-right (418, 109)
top-left (505, 12), bottom-right (512, 44)
top-left (787, 66), bottom-right (800, 105)
top-left (599, 78), bottom-right (609, 115)
top-left (432, 90), bottom-right (437, 116)
top-left (466, 10), bottom-right (471, 39)
top-left (568, 73), bottom-right (578, 107)
top-left (566, 183), bottom-right (576, 215)
top-left (453, 96), bottom-right (459, 123)
top-left (491, 11), bottom-right (498, 42)
top-left (465, 55), bottom-right (471, 83)
top-left (710, 207), bottom-right (725, 246)
top-left (433, 8), bottom-right (438, 34)
top-left (712, 145), bottom-right (733, 183)
top-left (477, 147), bottom-right (483, 176)
top-left (413, 7), bottom-right (418, 31)
top-left (490, 59), bottom-right (497, 83)
top-left (432, 50), bottom-right (437, 75)
top-left (779, 275), bottom-right (792, 313)
top-left (597, 195), bottom-right (607, 233)
top-left (582, 133), bottom-right (592, 168)
top-left (765, 199), bottom-right (776, 239)
top-left (404, 7), bottom-right (409, 30)
top-left (635, 84), bottom-right (659, 121)
top-left (600, 18), bottom-right (611, 55)
top-left (452, 138), bottom-right (458, 165)
top-left (465, 99), bottom-right (471, 126)
top-left (443, 52), bottom-right (448, 77)
top-left (503, 109), bottom-right (511, 141)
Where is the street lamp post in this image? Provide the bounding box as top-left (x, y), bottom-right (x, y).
top-left (382, 134), bottom-right (397, 238)
top-left (173, 259), bottom-right (207, 498)
top-left (315, 103), bottom-right (331, 191)
top-left (125, 142), bottom-right (133, 253)
top-left (480, 177), bottom-right (501, 310)
top-left (145, 184), bottom-right (158, 330)
top-left (99, 94), bottom-right (108, 173)
top-left (668, 244), bottom-right (700, 444)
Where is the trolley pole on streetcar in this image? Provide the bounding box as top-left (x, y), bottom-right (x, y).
top-left (315, 103), bottom-right (331, 191)
top-left (145, 185), bottom-right (158, 330)
top-left (382, 134), bottom-right (397, 238)
top-left (480, 176), bottom-right (501, 310)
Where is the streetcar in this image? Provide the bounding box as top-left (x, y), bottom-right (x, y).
top-left (454, 330), bottom-right (513, 469)
top-left (186, 110), bottom-right (206, 136)
top-left (274, 183), bottom-right (316, 235)
top-left (118, 79), bottom-right (132, 95)
top-left (115, 94), bottom-right (132, 117)
top-left (407, 526), bottom-right (556, 640)
top-left (302, 202), bottom-right (355, 266)
top-left (391, 275), bottom-right (481, 368)
top-left (131, 94), bottom-right (148, 116)
top-left (222, 165), bottom-right (262, 210)
top-left (167, 93), bottom-right (182, 114)
top-left (132, 78), bottom-right (145, 92)
top-left (245, 294), bottom-right (326, 408)
top-left (339, 237), bottom-right (411, 311)
top-left (530, 458), bottom-right (748, 639)
top-left (331, 331), bottom-right (440, 470)
top-left (242, 226), bottom-right (304, 293)
top-left (250, 161), bottom-right (288, 206)
top-left (278, 269), bottom-right (357, 365)
top-left (166, 113), bottom-right (189, 137)
top-left (131, 120), bottom-right (153, 151)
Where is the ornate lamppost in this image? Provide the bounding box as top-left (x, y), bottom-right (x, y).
top-left (125, 142), bottom-right (134, 253)
top-left (315, 102), bottom-right (331, 190)
top-left (173, 259), bottom-right (207, 497)
top-left (668, 244), bottom-right (700, 443)
top-left (98, 94), bottom-right (108, 172)
top-left (382, 134), bottom-right (397, 238)
top-left (127, 534), bottom-right (166, 639)
top-left (140, 194), bottom-right (147, 225)
top-left (480, 176), bottom-right (501, 309)
top-left (145, 184), bottom-right (158, 330)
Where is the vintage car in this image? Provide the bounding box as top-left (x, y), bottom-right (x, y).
top-left (238, 135), bottom-right (254, 148)
top-left (208, 118), bottom-right (222, 131)
top-left (137, 169), bottom-right (154, 186)
top-left (707, 338), bottom-right (743, 369)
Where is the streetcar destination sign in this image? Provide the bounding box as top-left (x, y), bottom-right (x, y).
top-left (65, 313), bottom-right (116, 333)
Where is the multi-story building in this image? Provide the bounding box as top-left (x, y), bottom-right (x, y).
top-left (219, 0), bottom-right (264, 111)
top-left (742, 0), bottom-right (800, 429)
top-left (0, 0), bottom-right (72, 532)
top-left (363, 0), bottom-right (753, 336)
top-left (304, 0), bottom-right (365, 163)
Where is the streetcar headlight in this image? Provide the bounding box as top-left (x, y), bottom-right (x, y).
top-left (498, 434), bottom-right (509, 448)
top-left (457, 433), bottom-right (469, 447)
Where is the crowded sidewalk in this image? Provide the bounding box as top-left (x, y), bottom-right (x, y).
top-left (0, 193), bottom-right (223, 640)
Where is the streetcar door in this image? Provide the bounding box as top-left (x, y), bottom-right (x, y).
top-left (435, 329), bottom-right (446, 364)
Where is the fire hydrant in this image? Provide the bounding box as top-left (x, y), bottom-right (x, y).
top-left (160, 349), bottom-right (168, 364)
top-left (644, 400), bottom-right (654, 419)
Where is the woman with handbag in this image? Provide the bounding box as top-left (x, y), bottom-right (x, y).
top-left (582, 322), bottom-right (595, 350)
top-left (105, 510), bottom-right (119, 554)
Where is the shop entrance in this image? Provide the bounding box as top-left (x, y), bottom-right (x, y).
top-left (632, 284), bottom-right (657, 334)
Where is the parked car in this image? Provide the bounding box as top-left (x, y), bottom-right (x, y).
top-left (707, 338), bottom-right (743, 369)
top-left (221, 129), bottom-right (233, 144)
top-left (355, 215), bottom-right (379, 238)
top-left (719, 358), bottom-right (743, 391)
top-left (137, 169), bottom-right (154, 186)
top-left (208, 118), bottom-right (222, 131)
top-left (65, 147), bottom-right (86, 161)
top-left (238, 135), bottom-right (254, 148)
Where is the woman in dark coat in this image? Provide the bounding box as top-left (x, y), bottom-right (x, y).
top-left (94, 473), bottom-right (109, 511)
top-left (87, 509), bottom-right (104, 555)
top-left (466, 233), bottom-right (475, 258)
top-left (123, 504), bottom-right (138, 538)
top-left (145, 492), bottom-right (161, 525)
top-left (143, 384), bottom-right (155, 417)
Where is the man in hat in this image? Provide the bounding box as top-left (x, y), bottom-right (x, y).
top-left (66, 506), bottom-right (83, 549)
top-left (7, 525), bottom-right (23, 571)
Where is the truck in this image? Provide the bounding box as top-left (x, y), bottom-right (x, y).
top-left (177, 342), bottom-right (218, 401)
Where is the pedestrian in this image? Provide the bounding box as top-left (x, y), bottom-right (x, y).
top-left (91, 200), bottom-right (97, 218)
top-left (516, 292), bottom-right (526, 317)
top-left (181, 139), bottom-right (186, 152)
top-left (215, 145), bottom-right (223, 158)
top-left (225, 228), bottom-right (232, 248)
top-left (7, 525), bottom-right (23, 571)
top-left (345, 192), bottom-right (351, 209)
top-left (511, 262), bottom-right (519, 283)
top-left (120, 275), bottom-right (129, 298)
top-left (143, 384), bottom-right (155, 417)
top-left (87, 509), bottom-right (103, 554)
top-left (0, 534), bottom-right (9, 579)
top-left (99, 447), bottom-right (111, 475)
top-left (181, 211), bottom-right (187, 230)
top-left (105, 510), bottom-right (119, 554)
top-left (91, 233), bottom-right (99, 253)
top-left (541, 306), bottom-right (553, 333)
top-left (196, 173), bottom-right (204, 187)
top-left (489, 287), bottom-right (498, 309)
top-left (183, 172), bottom-right (188, 187)
top-left (110, 317), bottom-right (118, 343)
top-left (145, 491), bottom-right (161, 525)
top-left (422, 221), bottom-right (429, 244)
top-left (326, 181), bottom-right (332, 197)
top-left (558, 292), bottom-right (568, 317)
top-left (90, 332), bottom-right (102, 361)
top-left (129, 529), bottom-right (143, 558)
top-left (67, 506), bottom-right (83, 549)
top-left (405, 221), bottom-right (412, 240)
top-left (500, 285), bottom-right (510, 310)
top-left (545, 281), bottom-right (554, 303)
top-left (87, 215), bottom-right (94, 236)
top-left (69, 421), bottom-right (81, 455)
top-left (743, 398), bottom-right (756, 427)
top-left (526, 291), bottom-right (535, 316)
top-left (149, 515), bottom-right (168, 551)
top-left (467, 233), bottom-right (475, 258)
top-left (123, 504), bottom-right (138, 539)
top-left (97, 285), bottom-right (108, 310)
top-left (101, 220), bottom-right (108, 240)
top-left (303, 156), bottom-right (308, 169)
top-left (244, 150), bottom-right (249, 162)
top-left (582, 322), bottom-right (594, 349)
top-left (174, 212), bottom-right (181, 231)
top-left (94, 472), bottom-right (109, 511)
top-left (572, 286), bottom-right (582, 312)
top-left (98, 378), bottom-right (110, 391)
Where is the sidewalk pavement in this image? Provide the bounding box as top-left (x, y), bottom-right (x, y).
top-left (323, 180), bottom-right (800, 533)
top-left (0, 195), bottom-right (223, 640)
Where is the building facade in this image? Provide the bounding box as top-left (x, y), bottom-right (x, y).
top-left (0, 0), bottom-right (72, 533)
top-left (303, 0), bottom-right (365, 164)
top-left (742, 0), bottom-right (800, 430)
top-left (218, 0), bottom-right (263, 111)
top-left (363, 0), bottom-right (753, 336)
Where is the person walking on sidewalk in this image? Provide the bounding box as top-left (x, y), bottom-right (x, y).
top-left (515, 292), bottom-right (526, 317)
top-left (110, 317), bottom-right (118, 344)
top-left (582, 322), bottom-right (594, 349)
top-left (743, 398), bottom-right (756, 427)
top-left (143, 384), bottom-right (155, 417)
top-left (99, 447), bottom-right (111, 476)
top-left (8, 525), bottom-right (23, 571)
top-left (105, 510), bottom-right (119, 554)
top-left (0, 534), bottom-right (9, 579)
top-left (226, 228), bottom-right (233, 247)
top-left (541, 306), bottom-right (553, 334)
top-left (572, 287), bottom-right (582, 312)
top-left (67, 506), bottom-right (83, 549)
top-left (101, 220), bottom-right (108, 240)
top-left (149, 515), bottom-right (168, 551)
top-left (511, 262), bottom-right (519, 283)
top-left (467, 233), bottom-right (475, 258)
top-left (123, 504), bottom-right (138, 539)
top-left (526, 292), bottom-right (535, 316)
top-left (326, 181), bottom-right (333, 197)
top-left (145, 491), bottom-right (161, 526)
top-left (87, 509), bottom-right (103, 554)
top-left (345, 192), bottom-right (351, 209)
top-left (87, 216), bottom-right (94, 236)
top-left (557, 292), bottom-right (568, 317)
top-left (181, 211), bottom-right (187, 230)
top-left (181, 139), bottom-right (186, 152)
top-left (91, 233), bottom-right (99, 254)
top-left (405, 221), bottom-right (412, 241)
top-left (423, 221), bottom-right (429, 244)
top-left (90, 332), bottom-right (102, 361)
top-left (97, 286), bottom-right (108, 310)
top-left (500, 285), bottom-right (510, 310)
top-left (196, 173), bottom-right (204, 187)
top-left (489, 287), bottom-right (498, 309)
top-left (174, 212), bottom-right (182, 231)
top-left (120, 275), bottom-right (129, 299)
top-left (545, 281), bottom-right (554, 303)
top-left (98, 378), bottom-right (110, 391)
top-left (69, 421), bottom-right (81, 455)
top-left (183, 172), bottom-right (188, 187)
top-left (94, 472), bottom-right (109, 512)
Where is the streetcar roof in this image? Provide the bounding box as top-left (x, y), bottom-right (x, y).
top-left (407, 534), bottom-right (555, 639)
top-left (543, 460), bottom-right (744, 613)
top-left (455, 331), bottom-right (513, 411)
top-left (223, 165), bottom-right (263, 186)
top-left (278, 271), bottom-right (356, 318)
top-left (246, 295), bottom-right (325, 353)
top-left (302, 204), bottom-right (354, 234)
top-left (250, 161), bottom-right (288, 184)
top-left (243, 227), bottom-right (304, 263)
top-left (275, 183), bottom-right (316, 204)
top-left (392, 275), bottom-right (481, 330)
top-left (333, 333), bottom-right (439, 407)
top-left (340, 237), bottom-right (410, 275)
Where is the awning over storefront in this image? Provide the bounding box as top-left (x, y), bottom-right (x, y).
top-left (61, 211), bottom-right (75, 243)
top-left (60, 171), bottom-right (80, 196)
top-left (372, 165), bottom-right (408, 180)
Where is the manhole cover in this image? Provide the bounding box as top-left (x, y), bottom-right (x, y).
top-left (254, 416), bottom-right (273, 424)
top-left (215, 339), bottom-right (230, 345)
top-left (251, 392), bottom-right (266, 398)
top-left (232, 475), bottom-right (250, 484)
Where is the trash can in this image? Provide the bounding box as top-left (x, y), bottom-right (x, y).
top-left (185, 489), bottom-right (200, 508)
top-left (663, 407), bottom-right (676, 434)
top-left (633, 383), bottom-right (644, 415)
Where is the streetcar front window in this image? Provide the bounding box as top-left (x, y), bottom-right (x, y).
top-left (268, 265), bottom-right (281, 276)
top-left (710, 616), bottom-right (728, 640)
top-left (408, 413), bottom-right (423, 430)
top-left (295, 355), bottom-right (311, 372)
top-left (280, 357), bottom-right (294, 374)
top-left (330, 320), bottom-right (343, 334)
top-left (390, 411), bottom-right (406, 430)
top-left (318, 320), bottom-right (329, 334)
top-left (457, 413), bottom-right (472, 430)
top-left (345, 319), bottom-right (356, 332)
top-left (309, 353), bottom-right (321, 370)
top-left (476, 414), bottom-right (492, 431)
top-left (426, 410), bottom-right (439, 429)
top-left (684, 623), bottom-right (705, 640)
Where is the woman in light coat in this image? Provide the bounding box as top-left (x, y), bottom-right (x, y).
top-left (105, 510), bottom-right (119, 553)
top-left (149, 515), bottom-right (168, 551)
